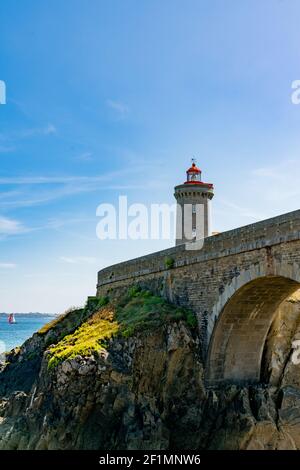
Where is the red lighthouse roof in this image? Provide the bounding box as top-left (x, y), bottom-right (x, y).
top-left (186, 162), bottom-right (201, 174)
top-left (183, 159), bottom-right (214, 188)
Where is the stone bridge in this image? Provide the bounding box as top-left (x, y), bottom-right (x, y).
top-left (97, 210), bottom-right (300, 386)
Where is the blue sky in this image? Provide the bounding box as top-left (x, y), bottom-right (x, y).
top-left (1, 0), bottom-right (300, 312)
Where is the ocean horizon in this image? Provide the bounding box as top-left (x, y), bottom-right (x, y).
top-left (0, 313), bottom-right (57, 353)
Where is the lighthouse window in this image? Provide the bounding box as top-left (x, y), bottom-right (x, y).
top-left (192, 204), bottom-right (196, 213)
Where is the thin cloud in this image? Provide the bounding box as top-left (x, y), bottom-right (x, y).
top-left (214, 158), bottom-right (300, 234)
top-left (106, 99), bottom-right (130, 119)
top-left (20, 123), bottom-right (57, 138)
top-left (0, 163), bottom-right (157, 211)
top-left (252, 159), bottom-right (297, 179)
top-left (215, 199), bottom-right (268, 221)
top-left (0, 216), bottom-right (28, 235)
top-left (0, 124), bottom-right (57, 143)
top-left (0, 262), bottom-right (16, 269)
top-left (46, 216), bottom-right (94, 230)
top-left (60, 256), bottom-right (96, 265)
top-left (0, 170), bottom-right (134, 185)
top-left (76, 152), bottom-right (93, 162)
top-left (44, 124), bottom-right (56, 135)
top-left (252, 159), bottom-right (300, 201)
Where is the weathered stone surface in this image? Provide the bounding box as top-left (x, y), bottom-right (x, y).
top-left (1, 206), bottom-right (300, 449)
top-left (0, 321), bottom-right (206, 450)
top-left (1, 305), bottom-right (300, 450)
top-left (96, 210), bottom-right (300, 384)
top-left (261, 291), bottom-right (300, 386)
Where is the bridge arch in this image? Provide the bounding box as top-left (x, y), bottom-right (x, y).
top-left (207, 269), bottom-right (300, 385)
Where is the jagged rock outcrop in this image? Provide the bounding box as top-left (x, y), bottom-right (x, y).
top-left (1, 291), bottom-right (300, 450)
top-left (0, 320), bottom-right (205, 450)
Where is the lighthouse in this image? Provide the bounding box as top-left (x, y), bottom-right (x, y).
top-left (174, 160), bottom-right (214, 245)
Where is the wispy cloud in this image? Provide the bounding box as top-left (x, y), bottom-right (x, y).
top-left (20, 123), bottom-right (57, 138)
top-left (76, 152), bottom-right (93, 162)
top-left (0, 124), bottom-right (57, 147)
top-left (0, 262), bottom-right (16, 269)
top-left (46, 216), bottom-right (94, 230)
top-left (252, 158), bottom-right (298, 179)
top-left (252, 159), bottom-right (300, 201)
top-left (60, 256), bottom-right (96, 265)
top-left (215, 199), bottom-right (268, 221)
top-left (0, 169), bottom-right (135, 185)
top-left (214, 158), bottom-right (300, 233)
top-left (106, 99), bottom-right (129, 119)
top-left (0, 216), bottom-right (28, 235)
top-left (0, 164), bottom-right (156, 210)
top-left (44, 124), bottom-right (56, 135)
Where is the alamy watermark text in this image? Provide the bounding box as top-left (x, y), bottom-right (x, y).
top-left (0, 80), bottom-right (6, 104)
top-left (96, 196), bottom-right (207, 251)
top-left (291, 80), bottom-right (300, 104)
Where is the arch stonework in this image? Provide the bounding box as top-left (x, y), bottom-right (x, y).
top-left (206, 261), bottom-right (300, 384)
top-left (207, 260), bottom-right (300, 348)
top-left (206, 274), bottom-right (300, 385)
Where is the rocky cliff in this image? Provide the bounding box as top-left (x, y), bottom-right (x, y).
top-left (1, 289), bottom-right (300, 450)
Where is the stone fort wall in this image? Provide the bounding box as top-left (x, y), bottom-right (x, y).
top-left (97, 209), bottom-right (300, 361)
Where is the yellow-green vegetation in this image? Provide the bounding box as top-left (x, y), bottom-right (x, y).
top-left (164, 256), bottom-right (175, 269)
top-left (48, 308), bottom-right (119, 369)
top-left (117, 286), bottom-right (197, 336)
top-left (38, 297), bottom-right (109, 336)
top-left (47, 287), bottom-right (197, 369)
top-left (38, 307), bottom-right (80, 335)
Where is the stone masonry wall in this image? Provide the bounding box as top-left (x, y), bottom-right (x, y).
top-left (97, 209), bottom-right (300, 382)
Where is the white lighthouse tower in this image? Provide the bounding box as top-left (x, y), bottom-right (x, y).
top-left (174, 160), bottom-right (214, 245)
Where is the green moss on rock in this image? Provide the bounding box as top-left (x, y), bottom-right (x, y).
top-left (48, 309), bottom-right (118, 369)
top-left (47, 289), bottom-right (197, 369)
top-left (38, 307), bottom-right (80, 335)
top-left (164, 256), bottom-right (175, 269)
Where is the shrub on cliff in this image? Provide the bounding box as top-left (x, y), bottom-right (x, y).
top-left (164, 257), bottom-right (175, 269)
top-left (47, 289), bottom-right (197, 369)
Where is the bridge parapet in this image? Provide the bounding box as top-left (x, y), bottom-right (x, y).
top-left (96, 209), bottom-right (300, 384)
top-left (97, 209), bottom-right (300, 289)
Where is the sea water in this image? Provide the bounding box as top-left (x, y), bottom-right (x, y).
top-left (0, 313), bottom-right (56, 353)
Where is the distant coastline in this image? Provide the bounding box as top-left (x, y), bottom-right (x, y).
top-left (0, 312), bottom-right (59, 316)
top-left (0, 313), bottom-right (58, 355)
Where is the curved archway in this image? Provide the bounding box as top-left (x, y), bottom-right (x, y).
top-left (207, 276), bottom-right (300, 385)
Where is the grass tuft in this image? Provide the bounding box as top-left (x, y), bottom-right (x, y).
top-left (164, 257), bottom-right (175, 269)
top-left (38, 307), bottom-right (80, 335)
top-left (47, 289), bottom-right (197, 369)
top-left (47, 308), bottom-right (118, 369)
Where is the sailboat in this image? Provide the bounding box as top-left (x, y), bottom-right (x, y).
top-left (8, 313), bottom-right (16, 324)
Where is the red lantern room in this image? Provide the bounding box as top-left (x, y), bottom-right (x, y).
top-left (185, 161), bottom-right (202, 184)
top-left (182, 158), bottom-right (213, 188)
